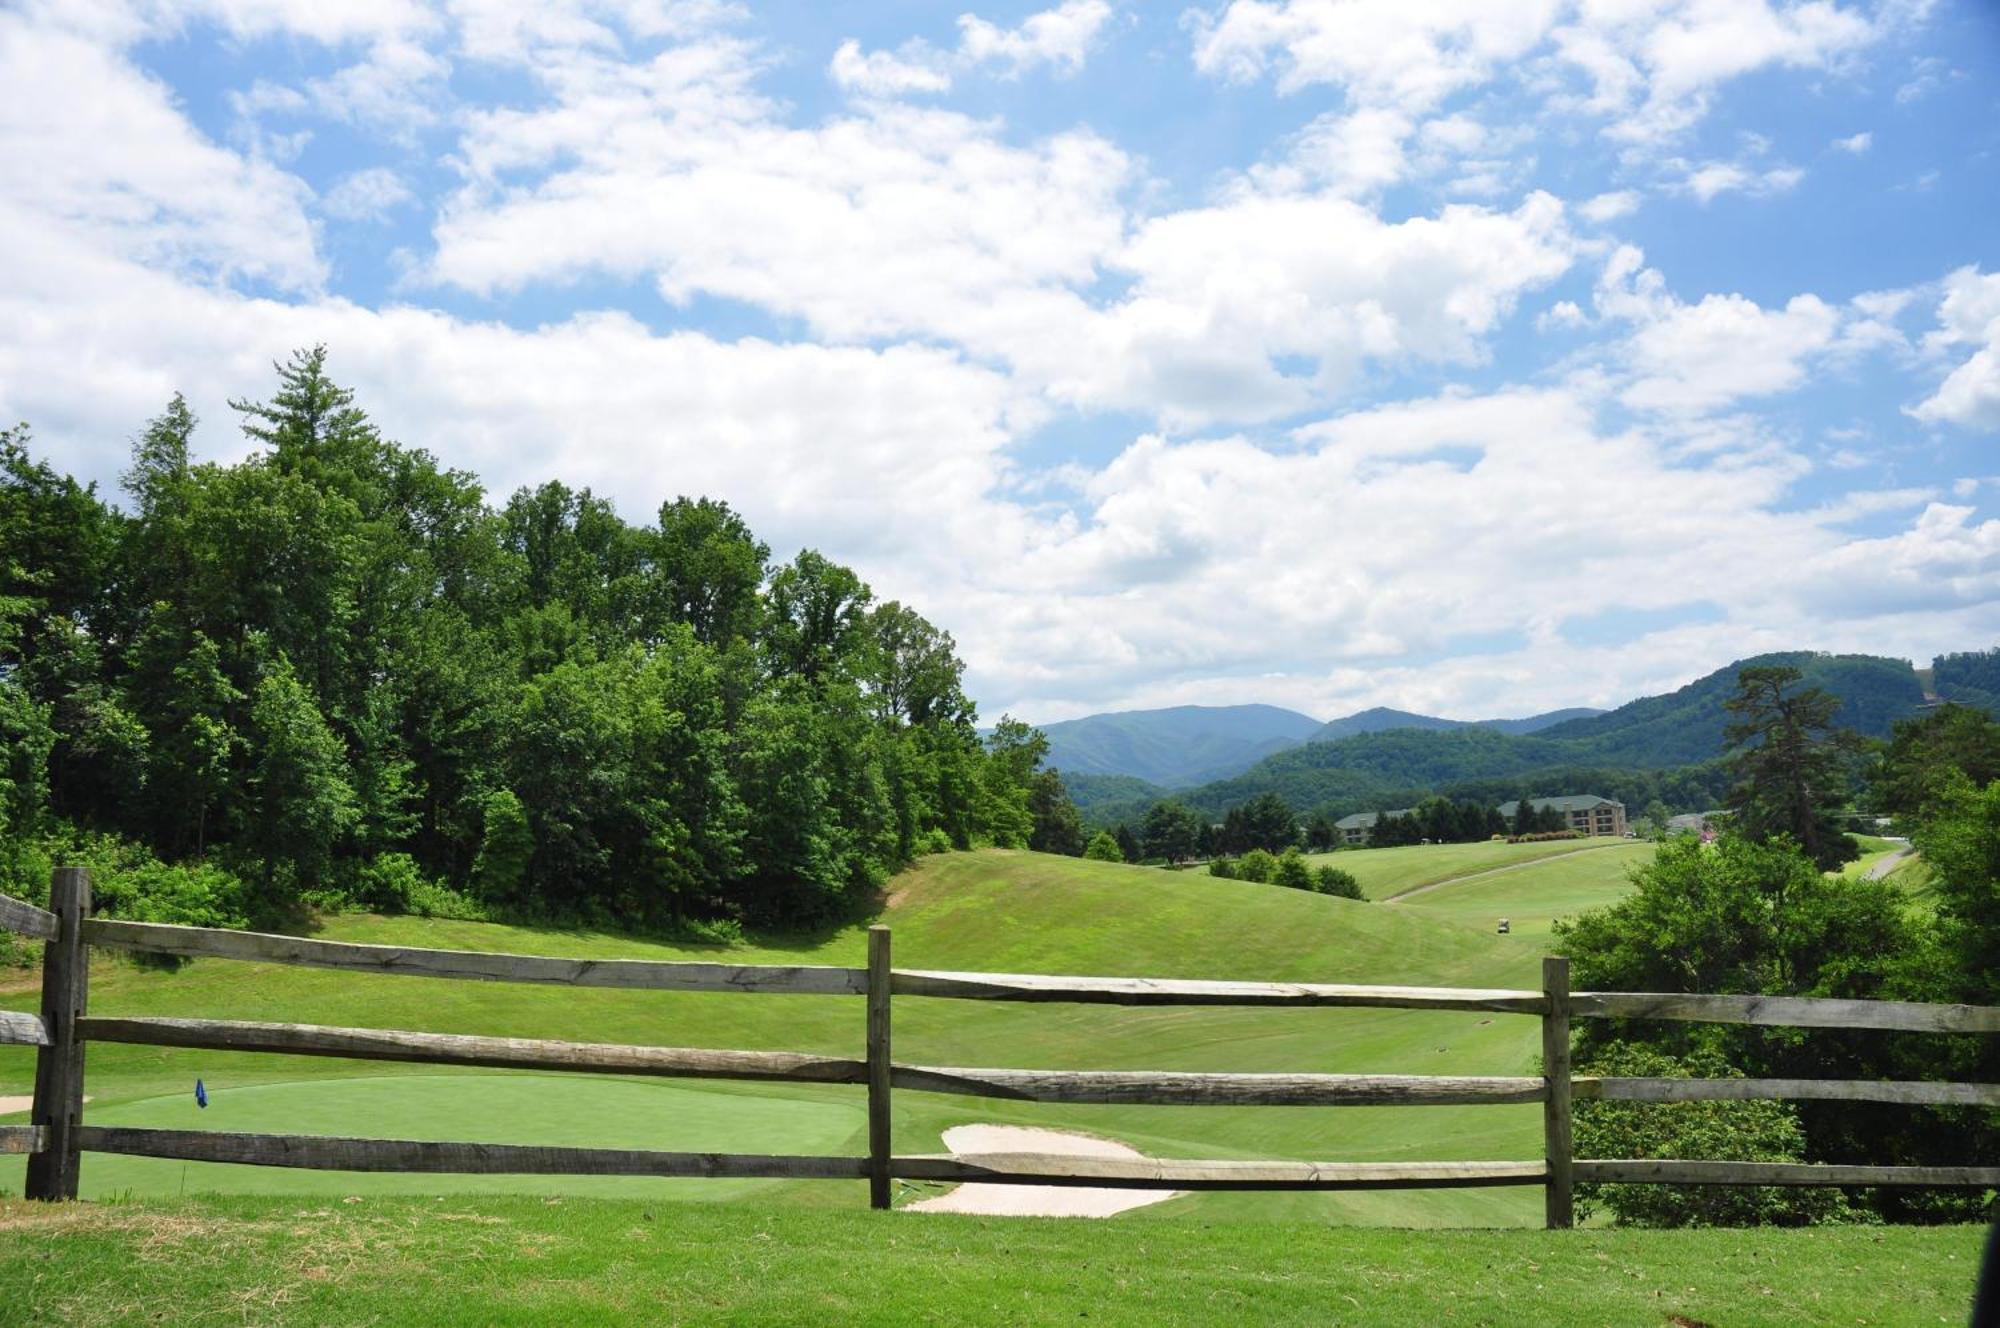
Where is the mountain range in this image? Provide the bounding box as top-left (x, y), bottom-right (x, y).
top-left (1045, 649), bottom-right (1995, 826)
top-left (1039, 703), bottom-right (1605, 787)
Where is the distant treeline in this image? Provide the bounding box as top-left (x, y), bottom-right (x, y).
top-left (0, 348), bottom-right (1073, 934)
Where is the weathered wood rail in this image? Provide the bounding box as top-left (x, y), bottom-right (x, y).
top-left (2, 868), bottom-right (1995, 1226)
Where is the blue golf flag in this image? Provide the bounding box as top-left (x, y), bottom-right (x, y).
top-left (195, 1079), bottom-right (207, 1109)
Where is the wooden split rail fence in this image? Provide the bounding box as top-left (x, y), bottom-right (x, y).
top-left (3, 867), bottom-right (1997, 1226)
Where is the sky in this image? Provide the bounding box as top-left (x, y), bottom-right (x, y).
top-left (1, 0), bottom-right (1997, 726)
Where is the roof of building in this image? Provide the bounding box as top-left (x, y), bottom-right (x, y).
top-left (1335, 808), bottom-right (1414, 830)
top-left (1495, 794), bottom-right (1623, 817)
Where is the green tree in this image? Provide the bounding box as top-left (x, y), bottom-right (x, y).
top-left (1721, 666), bottom-right (1860, 871)
top-left (1027, 769), bottom-right (1086, 855)
top-left (648, 497), bottom-right (767, 646)
top-left (763, 550), bottom-right (872, 684)
top-left (1871, 704), bottom-right (2000, 819)
top-left (470, 788), bottom-right (533, 903)
top-left (244, 658), bottom-right (358, 906)
top-left (1082, 830), bottom-right (1123, 862)
top-left (1271, 846), bottom-right (1313, 890)
top-left (1141, 799), bottom-right (1202, 863)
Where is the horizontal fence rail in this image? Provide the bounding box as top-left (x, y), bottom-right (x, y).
top-left (3, 875), bottom-right (1997, 1224)
top-left (0, 1010), bottom-right (49, 1047)
top-left (0, 1126), bottom-right (47, 1154)
top-left (1573, 1160), bottom-right (2000, 1188)
top-left (889, 1155), bottom-right (1549, 1191)
top-left (78, 1016), bottom-right (869, 1085)
top-left (895, 969), bottom-right (1549, 1012)
top-left (0, 894), bottom-right (58, 941)
top-left (76, 1126), bottom-right (871, 1179)
top-left (1581, 1076), bottom-right (2000, 1107)
top-left (1573, 990), bottom-right (2000, 1035)
top-left (82, 918), bottom-right (866, 995)
top-left (891, 1066), bottom-right (1546, 1107)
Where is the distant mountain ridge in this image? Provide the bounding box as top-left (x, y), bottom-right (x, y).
top-left (1036, 704), bottom-right (1323, 787)
top-left (1055, 649), bottom-right (1990, 826)
top-left (1310, 706), bottom-right (1603, 742)
top-left (1040, 702), bottom-right (1606, 788)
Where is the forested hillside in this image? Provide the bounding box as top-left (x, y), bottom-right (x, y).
top-left (0, 349), bottom-right (1060, 933)
top-left (1080, 651), bottom-right (1948, 827)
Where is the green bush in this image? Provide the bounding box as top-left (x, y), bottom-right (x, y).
top-left (1082, 831), bottom-right (1123, 862)
top-left (1207, 857), bottom-right (1236, 879)
top-left (917, 828), bottom-right (954, 855)
top-left (403, 877), bottom-right (490, 921)
top-left (1272, 847), bottom-right (1313, 891)
top-left (1572, 1043), bottom-right (1854, 1228)
top-left (1235, 848), bottom-right (1277, 884)
top-left (1314, 865), bottom-right (1363, 898)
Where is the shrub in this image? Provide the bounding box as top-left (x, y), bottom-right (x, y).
top-left (917, 827), bottom-right (954, 855)
top-left (403, 877), bottom-right (490, 922)
top-left (1314, 865), bottom-right (1363, 898)
top-left (1272, 847), bottom-right (1313, 891)
top-left (1235, 848), bottom-right (1277, 884)
top-left (1207, 857), bottom-right (1236, 879)
top-left (1508, 830), bottom-right (1584, 843)
top-left (1082, 831), bottom-right (1123, 862)
top-left (1572, 1043), bottom-right (1854, 1228)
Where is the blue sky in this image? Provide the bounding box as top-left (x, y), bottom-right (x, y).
top-left (2, 0), bottom-right (1996, 723)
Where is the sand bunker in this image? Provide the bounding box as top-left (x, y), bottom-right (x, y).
top-left (905, 1124), bottom-right (1181, 1218)
top-left (0, 1095), bottom-right (88, 1115)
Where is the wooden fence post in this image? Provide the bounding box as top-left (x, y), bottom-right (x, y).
top-left (26, 867), bottom-right (90, 1202)
top-left (867, 926), bottom-right (892, 1210)
top-left (1541, 954), bottom-right (1573, 1229)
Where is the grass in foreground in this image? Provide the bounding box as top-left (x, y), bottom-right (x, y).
top-left (0, 1195), bottom-right (1980, 1327)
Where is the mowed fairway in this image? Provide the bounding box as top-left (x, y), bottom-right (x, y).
top-left (1304, 837), bottom-right (1635, 900)
top-left (2, 844), bottom-right (1646, 1224)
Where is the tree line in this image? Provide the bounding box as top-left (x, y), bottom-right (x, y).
top-left (0, 348), bottom-right (1076, 937)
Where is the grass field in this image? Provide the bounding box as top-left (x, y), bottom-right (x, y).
top-left (1304, 837), bottom-right (1635, 900)
top-left (0, 1195), bottom-right (1983, 1326)
top-left (2, 842), bottom-right (1634, 1225)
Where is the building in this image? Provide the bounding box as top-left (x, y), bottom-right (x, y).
top-left (1332, 809), bottom-right (1413, 846)
top-left (1496, 794), bottom-right (1627, 838)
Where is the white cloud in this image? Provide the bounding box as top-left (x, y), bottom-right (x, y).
top-left (831, 1), bottom-right (1113, 98)
top-left (1911, 267), bottom-right (2000, 430)
top-left (1831, 130), bottom-right (1872, 152)
top-left (1675, 159), bottom-right (1805, 203)
top-left (1579, 189), bottom-right (1641, 222)
top-left (959, 0), bottom-right (1114, 76)
top-left (1594, 246), bottom-right (1850, 415)
top-left (987, 387), bottom-right (1996, 719)
top-left (426, 33), bottom-right (1575, 430)
top-left (321, 166), bottom-right (416, 221)
top-left (829, 38), bottom-right (952, 95)
top-left (1188, 0), bottom-right (1894, 146)
top-left (0, 12), bottom-right (323, 292)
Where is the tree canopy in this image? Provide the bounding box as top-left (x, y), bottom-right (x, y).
top-left (0, 348), bottom-right (1074, 932)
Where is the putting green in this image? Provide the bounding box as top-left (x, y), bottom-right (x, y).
top-left (0, 1074), bottom-right (867, 1201)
